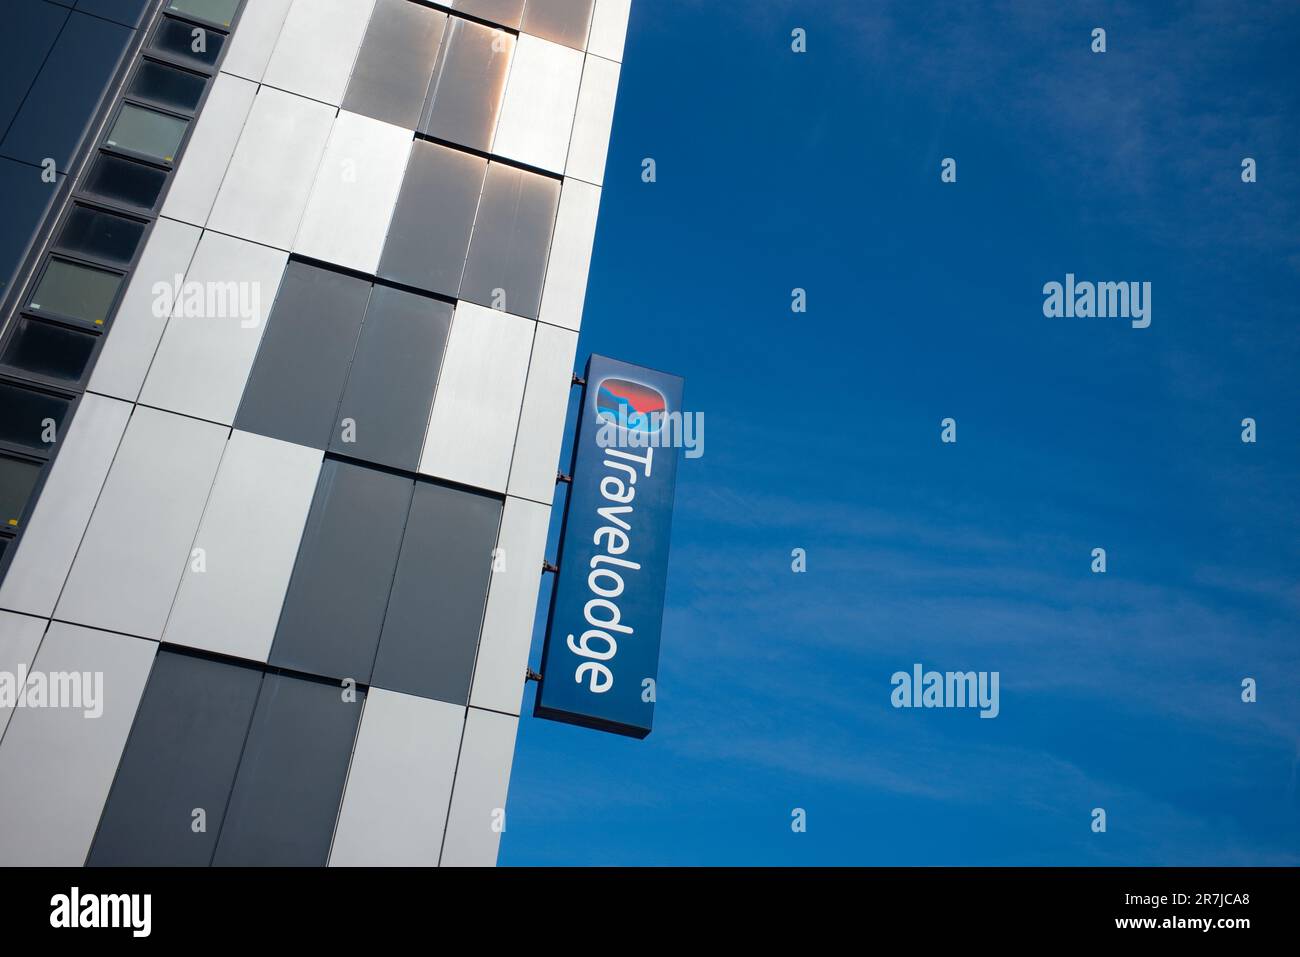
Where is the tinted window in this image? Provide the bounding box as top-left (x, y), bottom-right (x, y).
top-left (106, 103), bottom-right (187, 163)
top-left (166, 0), bottom-right (240, 28)
top-left (0, 317), bottom-right (97, 383)
top-left (459, 163), bottom-right (560, 319)
top-left (0, 454), bottom-right (41, 529)
top-left (212, 674), bottom-right (364, 866)
top-left (56, 206), bottom-right (146, 267)
top-left (82, 153), bottom-right (167, 211)
top-left (378, 141), bottom-right (486, 296)
top-left (0, 381), bottom-right (71, 454)
top-left (88, 651), bottom-right (263, 866)
top-left (269, 460), bottom-right (412, 683)
top-left (130, 59), bottom-right (207, 113)
top-left (371, 482), bottom-right (502, 704)
top-left (151, 16), bottom-right (226, 69)
top-left (28, 258), bottom-right (122, 325)
top-left (420, 17), bottom-right (515, 152)
top-left (329, 287), bottom-right (452, 471)
top-left (235, 262), bottom-right (371, 450)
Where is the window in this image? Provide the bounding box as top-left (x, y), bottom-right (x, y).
top-left (459, 162), bottom-right (561, 319)
top-left (105, 102), bottom-right (188, 163)
top-left (28, 258), bottom-right (122, 326)
top-left (129, 59), bottom-right (207, 113)
top-left (150, 15), bottom-right (226, 70)
top-left (378, 140), bottom-right (487, 297)
top-left (82, 153), bottom-right (168, 211)
top-left (55, 205), bottom-right (146, 267)
top-left (0, 381), bottom-right (71, 455)
top-left (420, 17), bottom-right (516, 152)
top-left (0, 454), bottom-right (42, 530)
top-left (0, 317), bottom-right (97, 384)
top-left (166, 0), bottom-right (240, 29)
top-left (520, 0), bottom-right (596, 50)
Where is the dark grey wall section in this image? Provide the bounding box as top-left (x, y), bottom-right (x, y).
top-left (378, 141), bottom-right (486, 297)
top-left (343, 0), bottom-right (445, 130)
top-left (0, 2), bottom-right (70, 139)
top-left (75, 0), bottom-right (154, 29)
top-left (520, 0), bottom-right (595, 50)
top-left (235, 262), bottom-right (371, 451)
top-left (87, 649), bottom-right (262, 866)
top-left (211, 673), bottom-right (364, 867)
top-left (451, 0), bottom-right (524, 30)
top-left (420, 16), bottom-right (514, 153)
top-left (329, 286), bottom-right (451, 471)
top-left (0, 9), bottom-right (132, 168)
top-left (0, 159), bottom-right (63, 303)
top-left (459, 162), bottom-right (560, 320)
top-left (371, 481), bottom-right (501, 704)
top-left (270, 459), bottom-right (413, 683)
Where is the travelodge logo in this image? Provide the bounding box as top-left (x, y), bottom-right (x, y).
top-left (595, 377), bottom-right (666, 434)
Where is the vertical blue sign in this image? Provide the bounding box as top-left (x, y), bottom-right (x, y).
top-left (535, 355), bottom-right (684, 738)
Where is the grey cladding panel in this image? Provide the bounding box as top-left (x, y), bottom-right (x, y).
top-left (343, 0), bottom-right (447, 130)
top-left (371, 482), bottom-right (502, 704)
top-left (329, 286), bottom-right (452, 472)
top-left (269, 460), bottom-right (412, 683)
top-left (88, 651), bottom-right (263, 866)
top-left (211, 673), bottom-right (364, 867)
top-left (235, 262), bottom-right (371, 451)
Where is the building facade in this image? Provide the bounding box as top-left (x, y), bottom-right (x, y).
top-left (0, 0), bottom-right (630, 866)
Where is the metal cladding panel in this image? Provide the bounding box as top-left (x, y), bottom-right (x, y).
top-left (451, 0), bottom-right (524, 30)
top-left (587, 0), bottom-right (631, 62)
top-left (507, 320), bottom-right (578, 504)
top-left (520, 0), bottom-right (595, 51)
top-left (55, 407), bottom-right (228, 640)
top-left (0, 611), bottom-right (46, 740)
top-left (537, 177), bottom-right (601, 331)
top-left (418, 301), bottom-right (535, 494)
top-left (161, 72), bottom-right (258, 227)
top-left (219, 0), bottom-right (294, 82)
top-left (566, 54), bottom-right (619, 186)
top-left (211, 672), bottom-right (364, 866)
top-left (370, 481), bottom-right (502, 705)
top-left (268, 459), bottom-right (412, 683)
top-left (87, 217), bottom-right (202, 402)
top-left (0, 623), bottom-right (155, 866)
top-left (86, 650), bottom-right (264, 866)
top-left (377, 140), bottom-right (486, 298)
top-left (343, 0), bottom-right (446, 130)
top-left (419, 16), bottom-right (514, 154)
top-left (469, 495), bottom-right (550, 715)
top-left (328, 286), bottom-right (452, 472)
top-left (329, 689), bottom-right (463, 867)
top-left (261, 0), bottom-right (377, 107)
top-left (164, 431), bottom-right (322, 663)
top-left (534, 354), bottom-right (684, 738)
top-left (440, 707), bottom-right (519, 867)
top-left (206, 85), bottom-right (337, 251)
top-left (0, 394), bottom-right (132, 618)
top-left (492, 33), bottom-right (583, 174)
top-left (137, 231), bottom-right (288, 425)
top-left (293, 111), bottom-right (413, 275)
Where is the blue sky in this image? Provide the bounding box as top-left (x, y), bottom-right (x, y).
top-left (500, 0), bottom-right (1300, 865)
